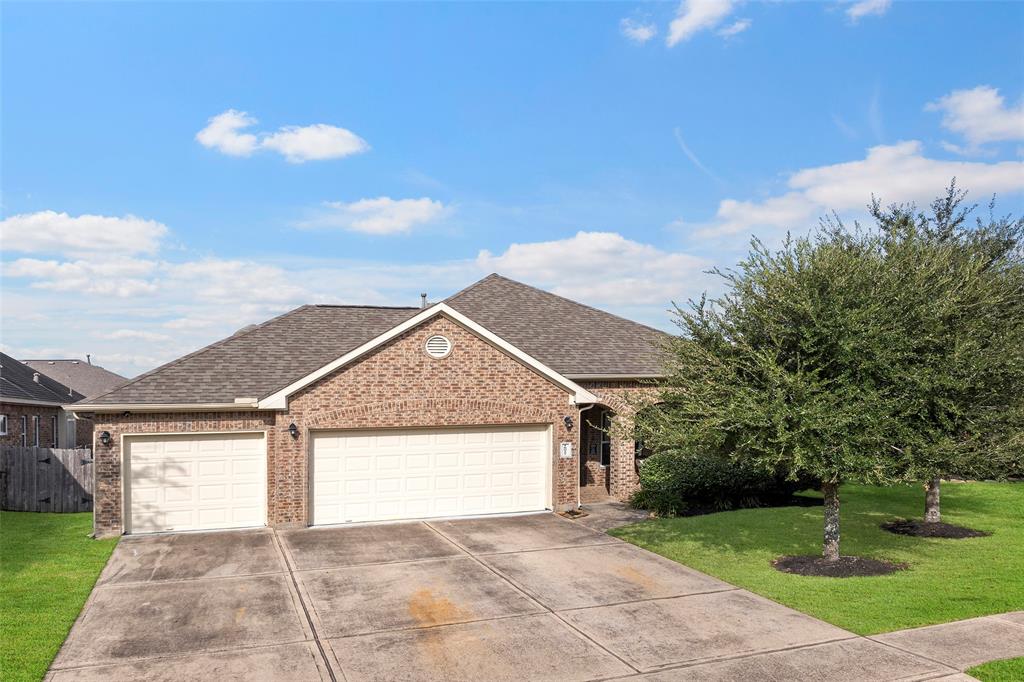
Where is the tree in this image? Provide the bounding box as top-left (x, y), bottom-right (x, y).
top-left (638, 183), bottom-right (1024, 559)
top-left (867, 184), bottom-right (1024, 523)
top-left (640, 227), bottom-right (918, 561)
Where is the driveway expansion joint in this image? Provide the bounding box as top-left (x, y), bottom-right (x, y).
top-left (270, 528), bottom-right (338, 682)
top-left (422, 519), bottom-right (643, 674)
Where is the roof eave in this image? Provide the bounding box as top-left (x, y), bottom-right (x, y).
top-left (71, 400), bottom-right (260, 414)
top-left (0, 397), bottom-right (67, 407)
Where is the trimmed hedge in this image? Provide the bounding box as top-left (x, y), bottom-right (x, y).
top-left (633, 450), bottom-right (816, 516)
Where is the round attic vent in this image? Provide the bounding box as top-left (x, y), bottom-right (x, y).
top-left (424, 335), bottom-right (452, 359)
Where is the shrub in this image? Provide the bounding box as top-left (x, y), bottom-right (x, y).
top-left (633, 450), bottom-right (815, 516)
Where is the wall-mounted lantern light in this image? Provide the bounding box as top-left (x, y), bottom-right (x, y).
top-left (99, 431), bottom-right (112, 447)
top-left (288, 423), bottom-right (299, 439)
top-left (563, 415), bottom-right (574, 431)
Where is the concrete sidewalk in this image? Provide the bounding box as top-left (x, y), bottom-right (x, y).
top-left (872, 612), bottom-right (1024, 673)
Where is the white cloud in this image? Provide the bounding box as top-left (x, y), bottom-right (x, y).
top-left (105, 329), bottom-right (172, 342)
top-left (667, 0), bottom-right (735, 47)
top-left (195, 110), bottom-right (369, 163)
top-left (717, 19), bottom-right (751, 37)
top-left (3, 257), bottom-right (159, 297)
top-left (621, 18), bottom-right (657, 43)
top-left (690, 140), bottom-right (1024, 239)
top-left (304, 197), bottom-right (448, 235)
top-left (260, 124), bottom-right (370, 163)
top-left (926, 86), bottom-right (1024, 154)
top-left (194, 109), bottom-right (260, 156)
top-left (0, 210), bottom-right (167, 256)
top-left (477, 231), bottom-right (709, 305)
top-left (165, 260), bottom-right (310, 304)
top-left (846, 0), bottom-right (891, 22)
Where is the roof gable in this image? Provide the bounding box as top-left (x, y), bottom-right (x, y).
top-left (258, 304), bottom-right (598, 409)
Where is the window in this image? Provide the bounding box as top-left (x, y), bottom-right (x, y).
top-left (0, 414), bottom-right (6, 436)
top-left (600, 411), bottom-right (612, 467)
top-left (21, 416), bottom-right (27, 446)
top-left (51, 415), bottom-right (58, 447)
top-left (33, 416), bottom-right (40, 447)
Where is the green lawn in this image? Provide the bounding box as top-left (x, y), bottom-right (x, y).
top-left (1, 512), bottom-right (118, 682)
top-left (611, 482), bottom-right (1023, 635)
top-left (969, 657), bottom-right (1024, 682)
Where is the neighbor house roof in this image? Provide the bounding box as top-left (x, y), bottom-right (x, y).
top-left (79, 274), bottom-right (669, 408)
top-left (0, 352), bottom-right (85, 405)
top-left (23, 359), bottom-right (128, 399)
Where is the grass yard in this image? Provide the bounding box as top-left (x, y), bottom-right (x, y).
top-left (968, 657), bottom-right (1024, 682)
top-left (611, 482), bottom-right (1023, 635)
top-left (0, 512), bottom-right (118, 682)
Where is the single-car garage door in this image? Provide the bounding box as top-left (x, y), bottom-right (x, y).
top-left (311, 425), bottom-right (550, 525)
top-left (126, 432), bottom-right (266, 534)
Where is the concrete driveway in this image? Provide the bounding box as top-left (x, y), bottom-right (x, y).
top-left (49, 513), bottom-right (962, 681)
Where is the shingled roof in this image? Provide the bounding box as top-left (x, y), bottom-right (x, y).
top-left (1, 352), bottom-right (85, 404)
top-left (446, 274), bottom-right (668, 378)
top-left (23, 359), bottom-right (128, 399)
top-left (84, 305), bottom-right (421, 405)
top-left (81, 274), bottom-right (669, 407)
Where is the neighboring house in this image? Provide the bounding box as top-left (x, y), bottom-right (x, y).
top-left (21, 358), bottom-right (128, 448)
top-left (0, 352), bottom-right (86, 448)
top-left (73, 275), bottom-right (667, 537)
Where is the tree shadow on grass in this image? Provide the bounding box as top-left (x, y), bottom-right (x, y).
top-left (613, 484), bottom-right (1010, 569)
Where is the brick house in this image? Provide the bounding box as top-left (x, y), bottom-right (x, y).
top-left (73, 275), bottom-right (667, 538)
top-left (0, 351), bottom-right (85, 448)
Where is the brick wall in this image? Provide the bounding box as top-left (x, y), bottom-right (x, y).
top-left (0, 403), bottom-right (61, 447)
top-left (91, 314), bottom-right (580, 536)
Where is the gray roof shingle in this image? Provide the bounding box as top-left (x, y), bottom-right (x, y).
top-left (82, 275), bottom-right (669, 406)
top-left (445, 274), bottom-right (668, 377)
top-left (1, 352), bottom-right (85, 404)
top-left (85, 305), bottom-right (421, 405)
top-left (23, 360), bottom-right (128, 399)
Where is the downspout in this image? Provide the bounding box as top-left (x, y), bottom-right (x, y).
top-left (576, 403), bottom-right (597, 510)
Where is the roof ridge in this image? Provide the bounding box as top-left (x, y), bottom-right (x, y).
top-left (442, 272), bottom-right (503, 303)
top-left (448, 273), bottom-right (670, 337)
top-left (311, 304), bottom-right (419, 310)
top-left (78, 304), bottom-right (314, 405)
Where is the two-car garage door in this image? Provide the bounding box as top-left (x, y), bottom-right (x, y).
top-left (124, 425), bottom-right (551, 533)
top-left (311, 425), bottom-right (551, 525)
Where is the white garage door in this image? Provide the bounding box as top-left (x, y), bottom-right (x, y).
top-left (312, 425), bottom-right (550, 525)
top-left (126, 432), bottom-right (266, 534)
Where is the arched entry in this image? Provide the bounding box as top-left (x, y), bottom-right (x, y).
top-left (579, 405), bottom-right (615, 502)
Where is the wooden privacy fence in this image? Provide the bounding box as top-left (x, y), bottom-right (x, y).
top-left (0, 447), bottom-right (94, 513)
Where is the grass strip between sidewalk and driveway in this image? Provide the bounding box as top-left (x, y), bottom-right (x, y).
top-left (1, 512), bottom-right (118, 682)
top-left (968, 657), bottom-right (1024, 681)
top-left (610, 482), bottom-right (1023, 636)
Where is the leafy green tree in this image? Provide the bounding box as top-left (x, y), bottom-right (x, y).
top-left (641, 228), bottom-right (917, 561)
top-left (867, 185), bottom-right (1024, 522)
top-left (637, 183), bottom-right (1023, 559)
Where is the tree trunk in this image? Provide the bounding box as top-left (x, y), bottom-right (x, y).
top-left (924, 478), bottom-right (941, 523)
top-left (822, 482), bottom-right (841, 562)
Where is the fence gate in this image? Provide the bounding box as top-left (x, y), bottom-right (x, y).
top-left (0, 447), bottom-right (94, 512)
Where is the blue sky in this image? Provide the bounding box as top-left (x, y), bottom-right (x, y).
top-left (2, 1), bottom-right (1023, 376)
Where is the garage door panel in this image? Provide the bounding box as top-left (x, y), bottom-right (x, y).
top-left (127, 433), bottom-right (266, 534)
top-left (312, 426), bottom-right (549, 525)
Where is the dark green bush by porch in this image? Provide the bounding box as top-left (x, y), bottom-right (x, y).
top-left (633, 450), bottom-right (814, 516)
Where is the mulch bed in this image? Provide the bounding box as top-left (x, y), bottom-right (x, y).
top-left (881, 518), bottom-right (990, 539)
top-left (773, 555), bottom-right (906, 577)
